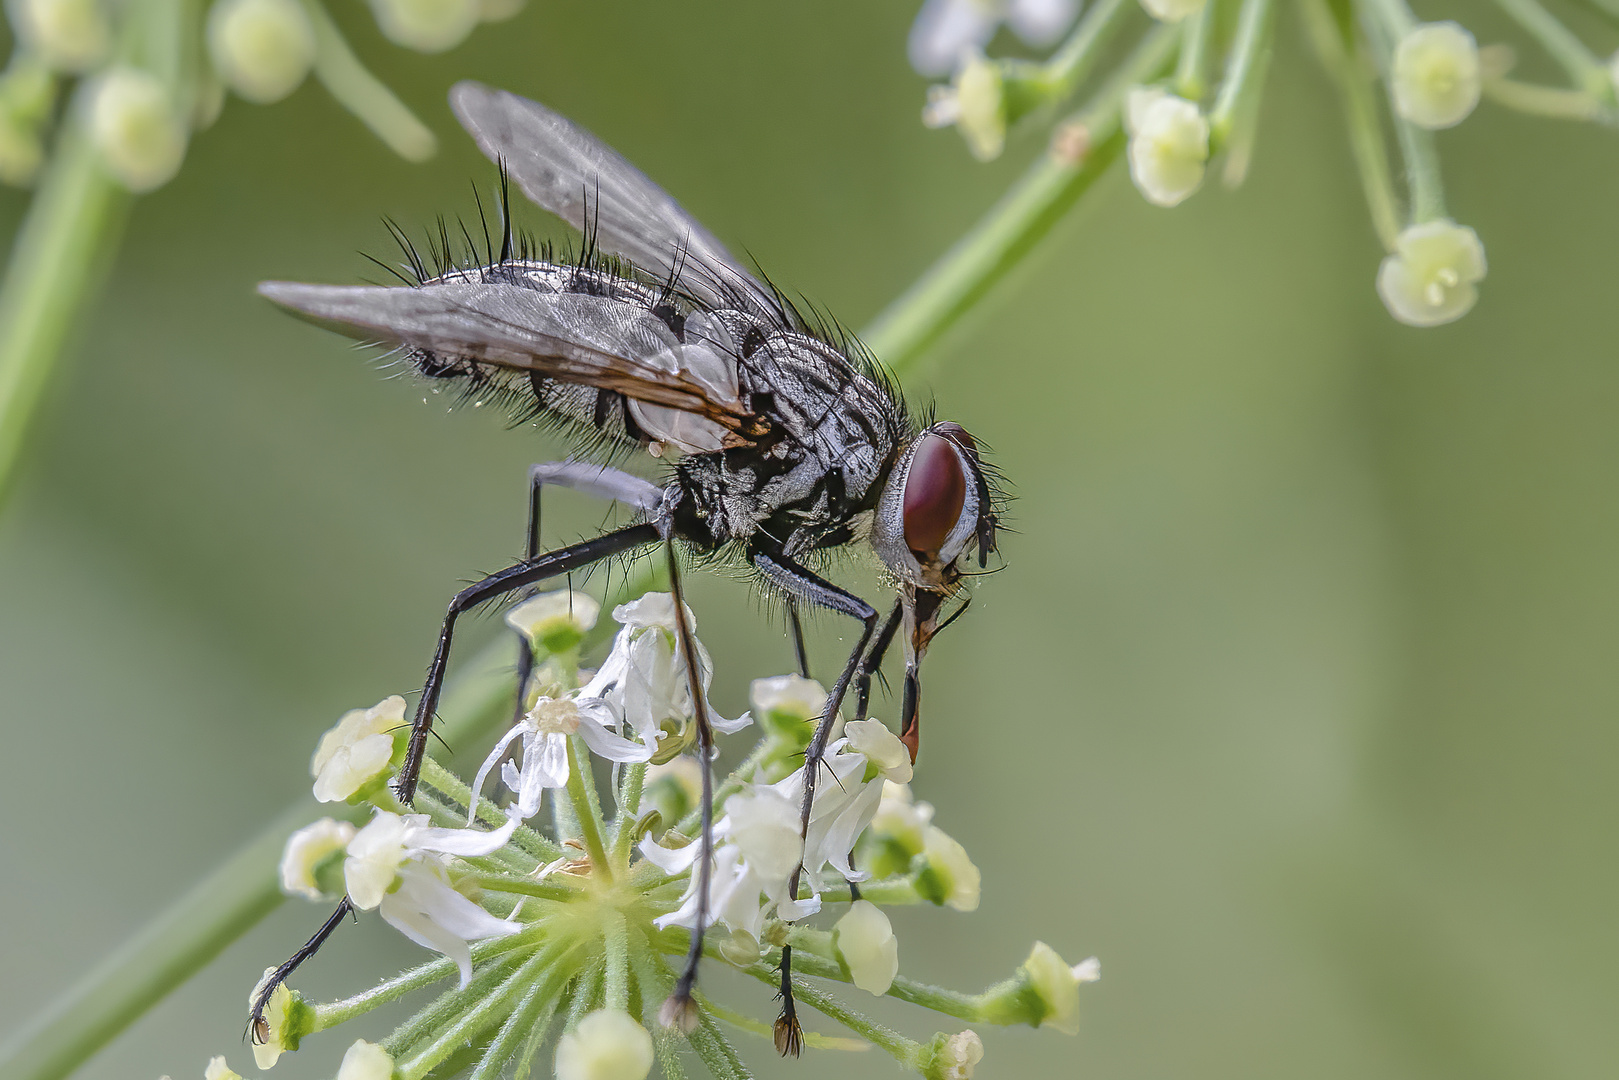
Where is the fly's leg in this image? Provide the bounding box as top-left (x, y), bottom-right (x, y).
top-left (853, 599), bottom-right (903, 719)
top-left (395, 520), bottom-right (662, 803)
top-left (751, 544), bottom-right (880, 1057)
top-left (509, 463), bottom-right (664, 725)
top-left (249, 899), bottom-right (353, 1038)
top-left (659, 540), bottom-right (717, 1033)
top-left (787, 602), bottom-right (811, 680)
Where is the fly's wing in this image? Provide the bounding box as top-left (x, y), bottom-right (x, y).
top-left (449, 82), bottom-right (778, 316)
top-left (259, 279), bottom-right (765, 448)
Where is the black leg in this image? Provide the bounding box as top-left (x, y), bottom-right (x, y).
top-left (751, 544), bottom-right (879, 1056)
top-left (508, 467), bottom-right (552, 728)
top-left (787, 602), bottom-right (812, 680)
top-left (660, 541), bottom-right (715, 1032)
top-left (249, 898), bottom-right (353, 1036)
top-left (853, 599), bottom-right (903, 718)
top-left (773, 945), bottom-right (802, 1057)
top-left (395, 520), bottom-right (662, 804)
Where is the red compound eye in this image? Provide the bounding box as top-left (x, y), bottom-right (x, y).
top-left (902, 432), bottom-right (967, 559)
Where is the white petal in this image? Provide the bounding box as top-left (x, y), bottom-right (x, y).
top-left (379, 890), bottom-right (477, 986)
top-left (1007, 0), bottom-right (1076, 46)
top-left (466, 722), bottom-right (524, 824)
top-left (577, 709), bottom-right (656, 763)
top-left (530, 731), bottom-right (571, 787)
top-left (402, 814), bottom-right (518, 858)
top-left (909, 0), bottom-right (997, 78)
top-left (638, 835), bottom-right (701, 874)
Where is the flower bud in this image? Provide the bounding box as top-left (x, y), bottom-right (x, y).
top-left (914, 824), bottom-right (980, 911)
top-left (1139, 0), bottom-right (1205, 23)
top-left (555, 1009), bottom-right (655, 1080)
top-left (206, 0), bottom-right (316, 105)
top-left (247, 968), bottom-right (313, 1068)
top-left (920, 1029), bottom-right (984, 1080)
top-left (922, 50), bottom-right (1006, 162)
top-left (203, 1059), bottom-right (242, 1080)
top-left (87, 68), bottom-right (187, 193)
top-left (1020, 941), bottom-right (1098, 1034)
top-left (1376, 218), bottom-right (1486, 327)
top-left (506, 589), bottom-right (599, 654)
top-left (280, 817), bottom-right (356, 900)
top-left (311, 695), bottom-right (406, 803)
top-left (834, 899), bottom-right (899, 995)
top-left (366, 0), bottom-right (479, 53)
top-left (857, 781), bottom-right (932, 879)
top-left (343, 812), bottom-right (411, 909)
top-left (1124, 87), bottom-right (1208, 208)
top-left (844, 718), bottom-right (913, 783)
top-left (16, 0), bottom-right (109, 73)
top-left (336, 1039), bottom-right (395, 1080)
top-left (750, 673), bottom-right (826, 741)
top-left (1391, 21), bottom-right (1480, 130)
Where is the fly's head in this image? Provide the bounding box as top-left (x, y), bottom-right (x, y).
top-left (871, 421), bottom-right (1000, 655)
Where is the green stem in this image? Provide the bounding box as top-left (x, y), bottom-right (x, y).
top-left (782, 977), bottom-right (922, 1066)
top-left (1493, 0), bottom-right (1612, 98)
top-left (674, 739), bottom-right (774, 836)
top-left (0, 108), bottom-right (128, 513)
top-left (395, 948), bottom-right (554, 1080)
top-left (602, 912), bottom-right (631, 1011)
top-left (862, 23), bottom-right (1178, 371)
top-left (468, 958), bottom-right (567, 1080)
top-left (1482, 76), bottom-right (1602, 120)
top-left (419, 755), bottom-right (563, 861)
top-left (695, 992), bottom-right (869, 1051)
top-left (690, 1012), bottom-right (753, 1080)
top-left (0, 638), bottom-right (519, 1080)
top-left (1359, 0), bottom-right (1447, 223)
top-left (311, 929), bottom-right (540, 1031)
top-left (611, 761), bottom-right (648, 864)
top-left (462, 871), bottom-right (577, 903)
top-left (298, 0), bottom-right (436, 161)
top-left (1174, 0), bottom-right (1216, 100)
top-left (1300, 0), bottom-right (1402, 248)
top-left (745, 950), bottom-right (986, 1023)
top-left (1209, 0), bottom-right (1276, 147)
top-left (565, 736), bottom-right (612, 877)
top-left (1040, 0), bottom-right (1137, 102)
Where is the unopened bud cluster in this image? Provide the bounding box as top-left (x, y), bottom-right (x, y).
top-left (170, 588), bottom-right (1098, 1079)
top-left (909, 0), bottom-right (1619, 329)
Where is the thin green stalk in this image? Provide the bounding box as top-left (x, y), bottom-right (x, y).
top-left (462, 871), bottom-right (576, 903)
top-left (602, 912), bottom-right (631, 1011)
top-left (611, 761), bottom-right (648, 863)
top-left (1175, 0), bottom-right (1216, 100)
top-left (468, 958), bottom-right (567, 1080)
top-left (782, 977), bottom-right (921, 1065)
top-left (1493, 0), bottom-right (1612, 97)
top-left (510, 955), bottom-right (575, 1080)
top-left (674, 739), bottom-right (775, 836)
top-left (1358, 0), bottom-right (1446, 223)
top-left (1041, 0), bottom-right (1136, 101)
top-left (384, 952), bottom-right (525, 1060)
top-left (693, 992), bottom-right (869, 1052)
top-left (746, 951), bottom-right (985, 1023)
top-left (311, 928), bottom-right (542, 1031)
top-left (1482, 76), bottom-right (1602, 120)
top-left (395, 948), bottom-right (554, 1080)
top-left (690, 1013), bottom-right (752, 1080)
top-left (1209, 0), bottom-right (1276, 147)
top-left (298, 0), bottom-right (435, 160)
top-left (561, 962), bottom-right (603, 1032)
top-left (564, 737), bottom-right (612, 877)
top-left (0, 110), bottom-right (127, 512)
top-left (420, 755), bottom-right (563, 861)
top-left (862, 23), bottom-right (1179, 370)
top-left (1300, 0), bottom-right (1401, 248)
top-left (0, 638), bottom-right (519, 1080)
top-left (1359, 0), bottom-right (1415, 37)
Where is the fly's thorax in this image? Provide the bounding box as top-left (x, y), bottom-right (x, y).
top-left (870, 423), bottom-right (986, 590)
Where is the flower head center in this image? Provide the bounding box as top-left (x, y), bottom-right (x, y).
top-left (528, 697), bottom-right (581, 735)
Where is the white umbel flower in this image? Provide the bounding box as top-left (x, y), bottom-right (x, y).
top-left (1391, 22), bottom-right (1480, 130)
top-left (922, 50), bottom-right (1006, 162)
top-left (206, 0), bottom-right (316, 104)
top-left (203, 1057), bottom-right (243, 1080)
top-left (844, 718), bottom-right (914, 783)
top-left (908, 0), bottom-right (1078, 77)
top-left (553, 1009), bottom-right (655, 1080)
top-left (933, 1030), bottom-right (984, 1079)
top-left (280, 818), bottom-right (356, 901)
top-left (750, 673), bottom-right (827, 726)
top-left (506, 588), bottom-right (600, 653)
top-left (919, 825), bottom-right (981, 911)
top-left (1139, 0), bottom-right (1204, 22)
top-left (1124, 87), bottom-right (1208, 207)
top-left (366, 0), bottom-right (479, 52)
top-left (1021, 941), bottom-right (1099, 1034)
top-left (344, 811), bottom-right (520, 985)
top-left (15, 0), bottom-right (109, 72)
top-left (336, 1039), bottom-right (395, 1080)
top-left (311, 696), bottom-right (405, 803)
top-left (835, 900), bottom-right (900, 995)
top-left (1376, 218), bottom-right (1486, 327)
top-left (87, 68), bottom-right (187, 193)
top-left (469, 693), bottom-right (653, 823)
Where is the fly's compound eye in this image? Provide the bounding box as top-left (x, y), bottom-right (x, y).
top-left (902, 431), bottom-right (968, 560)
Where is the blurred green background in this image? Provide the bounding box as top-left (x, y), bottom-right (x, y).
top-left (4, 2), bottom-right (1619, 1078)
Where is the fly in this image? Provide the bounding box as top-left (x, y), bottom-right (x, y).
top-left (251, 81), bottom-right (1004, 1054)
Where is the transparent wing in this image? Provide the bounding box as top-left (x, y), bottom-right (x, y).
top-left (449, 81), bottom-right (777, 315)
top-left (259, 279), bottom-right (760, 440)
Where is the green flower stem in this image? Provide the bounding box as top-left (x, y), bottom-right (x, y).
top-left (395, 948), bottom-right (555, 1080)
top-left (468, 958), bottom-right (566, 1080)
top-left (0, 638), bottom-right (519, 1080)
top-left (510, 968), bottom-right (569, 1080)
top-left (385, 952), bottom-right (524, 1060)
top-left (695, 992), bottom-right (869, 1051)
top-left (310, 928), bottom-right (542, 1031)
top-left (463, 871), bottom-right (576, 903)
top-left (1040, 0), bottom-right (1136, 102)
top-left (690, 1012), bottom-right (752, 1080)
top-left (565, 736), bottom-right (612, 877)
top-left (1483, 76), bottom-right (1602, 120)
top-left (1208, 0), bottom-right (1276, 148)
top-left (611, 761), bottom-right (649, 863)
top-left (0, 108), bottom-right (128, 513)
top-left (1493, 0), bottom-right (1613, 98)
top-left (1300, 0), bottom-right (1401, 248)
top-left (817, 876), bottom-right (922, 906)
top-left (602, 912), bottom-right (631, 1011)
top-left (744, 951), bottom-right (985, 1023)
top-left (1360, 0), bottom-right (1415, 37)
top-left (781, 976), bottom-right (922, 1067)
top-left (1358, 2), bottom-right (1447, 224)
top-left (419, 755), bottom-right (563, 862)
top-left (561, 961), bottom-right (602, 1031)
top-left (1175, 0), bottom-right (1216, 100)
top-left (862, 22), bottom-right (1178, 372)
top-left (297, 0), bottom-right (436, 161)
